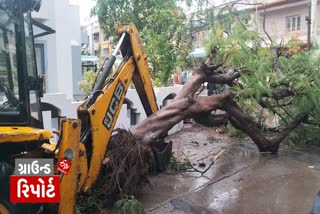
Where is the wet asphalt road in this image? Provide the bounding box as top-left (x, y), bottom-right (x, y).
top-left (136, 124), bottom-right (320, 214)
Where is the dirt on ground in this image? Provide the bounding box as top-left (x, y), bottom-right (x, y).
top-left (132, 123), bottom-right (320, 214)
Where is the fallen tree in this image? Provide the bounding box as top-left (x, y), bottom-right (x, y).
top-left (128, 8), bottom-right (320, 153)
top-left (77, 5), bottom-right (320, 212)
top-left (85, 42), bottom-right (314, 209)
top-left (130, 48), bottom-right (308, 154)
top-left (92, 1), bottom-right (320, 155)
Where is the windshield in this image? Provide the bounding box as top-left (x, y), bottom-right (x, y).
top-left (0, 8), bottom-right (20, 113)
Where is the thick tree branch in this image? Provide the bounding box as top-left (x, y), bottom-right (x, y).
top-left (206, 72), bottom-right (240, 85)
top-left (271, 88), bottom-right (294, 100)
top-left (221, 100), bottom-right (307, 153)
top-left (131, 92), bottom-right (232, 145)
top-left (272, 47), bottom-right (284, 76)
top-left (242, 87), bottom-right (294, 101)
top-left (174, 73), bottom-right (204, 99)
top-left (175, 48), bottom-right (236, 99)
top-left (193, 112), bottom-right (228, 127)
top-left (270, 112), bottom-right (308, 144)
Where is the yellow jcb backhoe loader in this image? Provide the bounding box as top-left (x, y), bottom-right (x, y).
top-left (0, 0), bottom-right (171, 213)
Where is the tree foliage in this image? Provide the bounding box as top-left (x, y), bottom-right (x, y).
top-left (92, 0), bottom-right (191, 85)
top-left (91, 1), bottom-right (320, 146)
top-left (78, 70), bottom-right (98, 95)
top-left (114, 195), bottom-right (146, 214)
top-left (202, 6), bottom-right (320, 145)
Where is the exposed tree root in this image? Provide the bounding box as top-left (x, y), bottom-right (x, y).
top-left (77, 129), bottom-right (156, 212)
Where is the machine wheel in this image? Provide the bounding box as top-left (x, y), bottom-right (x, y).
top-left (0, 204), bottom-right (10, 214)
top-left (0, 161), bottom-right (44, 214)
top-left (0, 200), bottom-right (14, 214)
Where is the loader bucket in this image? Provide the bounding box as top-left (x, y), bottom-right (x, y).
top-left (151, 140), bottom-right (173, 172)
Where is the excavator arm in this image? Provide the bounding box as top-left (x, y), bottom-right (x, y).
top-left (118, 24), bottom-right (159, 116)
top-left (0, 22), bottom-right (171, 214)
top-left (0, 1), bottom-right (168, 211)
top-left (77, 23), bottom-right (160, 192)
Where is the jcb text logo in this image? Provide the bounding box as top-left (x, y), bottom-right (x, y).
top-left (103, 80), bottom-right (125, 129)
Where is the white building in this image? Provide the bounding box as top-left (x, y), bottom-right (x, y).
top-left (30, 0), bottom-right (184, 135)
top-left (254, 0), bottom-right (320, 45)
top-left (81, 20), bottom-right (113, 63)
top-left (32, 0), bottom-right (82, 99)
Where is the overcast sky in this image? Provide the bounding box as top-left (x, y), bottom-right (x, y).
top-left (69, 0), bottom-right (96, 25)
top-left (72, 0), bottom-right (231, 25)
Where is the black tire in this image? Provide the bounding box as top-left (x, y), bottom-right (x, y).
top-left (0, 200), bottom-right (14, 214)
top-left (0, 161), bottom-right (43, 214)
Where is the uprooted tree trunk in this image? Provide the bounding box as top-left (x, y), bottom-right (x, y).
top-left (84, 49), bottom-right (308, 210)
top-left (130, 48), bottom-right (308, 154)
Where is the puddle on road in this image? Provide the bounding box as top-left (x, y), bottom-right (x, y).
top-left (208, 188), bottom-right (240, 211)
top-left (139, 124), bottom-right (320, 214)
top-left (188, 176), bottom-right (210, 191)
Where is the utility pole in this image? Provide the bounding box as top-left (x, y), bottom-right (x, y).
top-left (306, 0), bottom-right (318, 50)
top-left (310, 0), bottom-right (318, 43)
top-left (306, 0), bottom-right (311, 50)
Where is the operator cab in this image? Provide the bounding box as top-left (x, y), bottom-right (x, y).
top-left (0, 0), bottom-right (44, 128)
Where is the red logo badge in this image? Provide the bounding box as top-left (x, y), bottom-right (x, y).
top-left (10, 176), bottom-right (60, 203)
top-left (56, 158), bottom-right (72, 175)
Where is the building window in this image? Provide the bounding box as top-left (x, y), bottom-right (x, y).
top-left (93, 32), bottom-right (99, 43)
top-left (286, 15), bottom-right (301, 32)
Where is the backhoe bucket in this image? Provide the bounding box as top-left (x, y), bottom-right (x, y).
top-left (151, 141), bottom-right (173, 172)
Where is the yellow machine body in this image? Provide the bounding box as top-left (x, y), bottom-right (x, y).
top-left (77, 23), bottom-right (159, 192)
top-left (0, 23), bottom-right (160, 214)
top-left (0, 127), bottom-right (53, 143)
